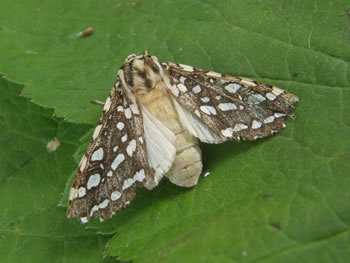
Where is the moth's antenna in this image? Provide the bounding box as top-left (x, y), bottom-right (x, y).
top-left (145, 49), bottom-right (148, 56)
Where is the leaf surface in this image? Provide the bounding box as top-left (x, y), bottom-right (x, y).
top-left (0, 0), bottom-right (349, 262)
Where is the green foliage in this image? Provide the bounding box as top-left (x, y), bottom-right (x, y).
top-left (0, 0), bottom-right (349, 262)
top-left (0, 76), bottom-right (114, 262)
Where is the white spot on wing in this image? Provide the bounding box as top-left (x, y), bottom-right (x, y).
top-left (264, 116), bottom-right (275, 123)
top-left (92, 125), bottom-right (102, 140)
top-left (177, 83), bottom-right (187, 92)
top-left (80, 217), bottom-right (88, 224)
top-left (91, 147), bottom-right (104, 161)
top-left (252, 120), bottom-right (262, 129)
top-left (179, 76), bottom-right (187, 83)
top-left (179, 64), bottom-right (194, 71)
top-left (272, 87), bottom-right (283, 96)
top-left (221, 128), bottom-right (233, 137)
top-left (107, 170), bottom-right (113, 177)
top-left (200, 105), bottom-right (217, 115)
top-left (87, 173), bottom-right (101, 190)
top-left (201, 97), bottom-right (210, 103)
top-left (112, 154), bottom-right (125, 170)
top-left (274, 112), bottom-right (286, 118)
top-left (117, 106), bottom-right (124, 112)
top-left (69, 188), bottom-right (78, 201)
top-left (121, 134), bottom-right (127, 142)
top-left (266, 92), bottom-right (277, 101)
top-left (116, 122), bottom-right (124, 130)
top-left (124, 108), bottom-right (132, 119)
top-left (169, 84), bottom-right (179, 96)
top-left (79, 155), bottom-right (88, 172)
top-left (122, 178), bottom-right (134, 190)
top-left (99, 199), bottom-right (109, 209)
top-left (111, 191), bottom-right (121, 201)
top-left (218, 103), bottom-right (237, 111)
top-left (241, 78), bottom-right (257, 86)
top-left (206, 71), bottom-right (221, 77)
top-left (103, 97), bottom-right (112, 111)
top-left (225, 83), bottom-right (241, 94)
top-left (134, 169), bottom-right (145, 182)
top-left (138, 136), bottom-right (144, 144)
top-left (192, 85), bottom-right (201, 94)
top-left (248, 94), bottom-right (266, 105)
top-left (195, 110), bottom-right (201, 118)
top-left (126, 139), bottom-right (137, 157)
top-left (78, 187), bottom-right (86, 198)
top-left (233, 123), bottom-right (248, 132)
top-left (215, 95), bottom-right (221, 100)
top-left (113, 146), bottom-right (118, 152)
top-left (90, 205), bottom-right (99, 217)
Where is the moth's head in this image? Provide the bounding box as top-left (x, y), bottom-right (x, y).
top-left (119, 54), bottom-right (164, 93)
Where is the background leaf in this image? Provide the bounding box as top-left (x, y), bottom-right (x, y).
top-left (0, 76), bottom-right (117, 262)
top-left (0, 0), bottom-right (349, 262)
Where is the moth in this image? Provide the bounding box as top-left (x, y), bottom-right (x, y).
top-left (67, 52), bottom-right (298, 223)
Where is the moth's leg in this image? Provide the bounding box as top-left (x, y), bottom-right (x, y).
top-left (90, 99), bottom-right (105, 105)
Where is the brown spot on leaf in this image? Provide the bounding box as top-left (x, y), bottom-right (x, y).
top-left (270, 222), bottom-right (281, 230)
top-left (262, 193), bottom-right (273, 200)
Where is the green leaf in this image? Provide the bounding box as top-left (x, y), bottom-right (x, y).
top-left (1, 0), bottom-right (350, 262)
top-left (0, 76), bottom-right (116, 263)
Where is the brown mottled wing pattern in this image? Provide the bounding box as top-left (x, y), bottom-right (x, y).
top-left (67, 82), bottom-right (153, 223)
top-left (161, 62), bottom-right (298, 141)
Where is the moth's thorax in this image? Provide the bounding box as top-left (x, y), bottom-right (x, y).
top-left (120, 55), bottom-right (166, 95)
top-left (138, 85), bottom-right (181, 133)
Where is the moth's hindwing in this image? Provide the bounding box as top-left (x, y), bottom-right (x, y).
top-left (161, 61), bottom-right (298, 141)
top-left (67, 82), bottom-right (153, 223)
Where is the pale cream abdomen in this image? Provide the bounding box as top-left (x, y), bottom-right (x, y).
top-left (137, 87), bottom-right (202, 187)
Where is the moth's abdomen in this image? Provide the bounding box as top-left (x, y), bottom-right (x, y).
top-left (167, 130), bottom-right (202, 187)
top-left (137, 86), bottom-right (202, 187)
